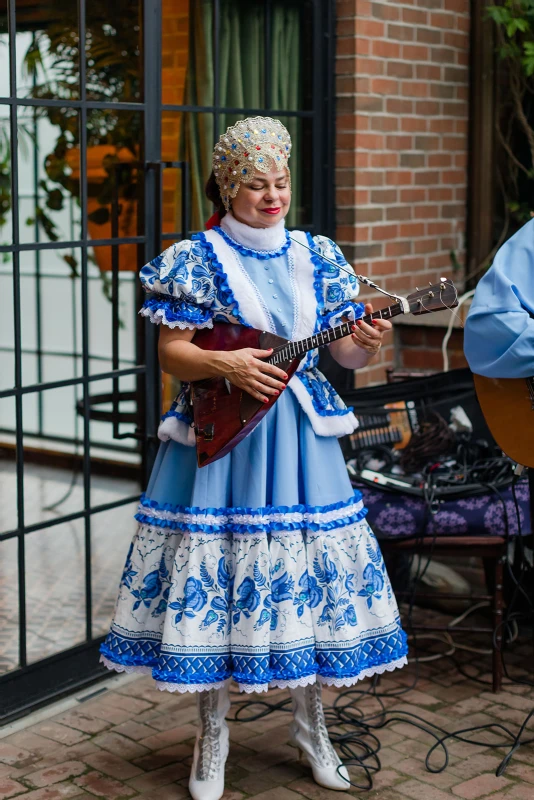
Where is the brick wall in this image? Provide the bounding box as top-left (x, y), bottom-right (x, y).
top-left (336, 0), bottom-right (470, 386)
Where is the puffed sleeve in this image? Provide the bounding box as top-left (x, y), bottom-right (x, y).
top-left (311, 235), bottom-right (364, 330)
top-left (465, 219), bottom-right (534, 377)
top-left (139, 239), bottom-right (215, 329)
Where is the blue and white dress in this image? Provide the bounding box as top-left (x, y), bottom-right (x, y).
top-left (100, 213), bottom-right (408, 694)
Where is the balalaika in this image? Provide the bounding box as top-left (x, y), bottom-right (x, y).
top-left (190, 279), bottom-right (458, 466)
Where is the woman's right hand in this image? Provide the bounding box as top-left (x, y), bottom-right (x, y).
top-left (219, 347), bottom-right (288, 403)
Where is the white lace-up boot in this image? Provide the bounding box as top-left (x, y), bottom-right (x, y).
top-left (188, 680), bottom-right (231, 800)
top-left (289, 681), bottom-right (350, 791)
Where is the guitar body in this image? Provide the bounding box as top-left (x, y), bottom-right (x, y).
top-left (473, 374), bottom-right (534, 467)
top-left (185, 279), bottom-right (457, 467)
top-left (191, 324), bottom-right (299, 467)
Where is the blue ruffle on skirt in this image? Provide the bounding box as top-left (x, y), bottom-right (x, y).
top-left (101, 390), bottom-right (407, 692)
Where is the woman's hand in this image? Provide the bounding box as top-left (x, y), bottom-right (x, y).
top-left (328, 302), bottom-right (392, 370)
top-left (350, 302), bottom-right (392, 356)
top-left (220, 347), bottom-right (288, 404)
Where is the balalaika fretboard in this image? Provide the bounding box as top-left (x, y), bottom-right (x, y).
top-left (268, 302), bottom-right (407, 365)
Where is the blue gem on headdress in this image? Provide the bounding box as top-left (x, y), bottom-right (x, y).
top-left (231, 143), bottom-right (237, 149)
top-left (285, 145), bottom-right (289, 150)
top-left (258, 157), bottom-right (264, 162)
top-left (277, 156), bottom-right (280, 160)
top-left (230, 183), bottom-right (235, 189)
top-left (242, 168), bottom-right (247, 174)
top-left (244, 133), bottom-right (250, 138)
top-left (278, 134), bottom-right (282, 139)
top-left (221, 155), bottom-right (226, 161)
top-left (261, 128), bottom-right (267, 133)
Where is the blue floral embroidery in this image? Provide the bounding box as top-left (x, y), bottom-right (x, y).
top-left (232, 576), bottom-right (261, 624)
top-left (293, 571), bottom-right (323, 618)
top-left (357, 541), bottom-right (386, 608)
top-left (130, 553), bottom-right (170, 618)
top-left (313, 547), bottom-right (358, 633)
top-left (121, 543), bottom-right (138, 589)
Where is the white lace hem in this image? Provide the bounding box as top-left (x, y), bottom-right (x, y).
top-left (318, 655), bottom-right (408, 687)
top-left (100, 655), bottom-right (152, 676)
top-left (100, 655), bottom-right (407, 693)
top-left (139, 306), bottom-right (214, 330)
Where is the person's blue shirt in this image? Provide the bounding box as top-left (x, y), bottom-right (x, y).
top-left (464, 218), bottom-right (534, 378)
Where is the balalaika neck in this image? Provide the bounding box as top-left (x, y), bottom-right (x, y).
top-left (269, 302), bottom-right (407, 365)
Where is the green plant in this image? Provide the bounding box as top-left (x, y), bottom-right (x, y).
top-left (14, 3), bottom-right (142, 276)
top-left (487, 0), bottom-right (534, 225)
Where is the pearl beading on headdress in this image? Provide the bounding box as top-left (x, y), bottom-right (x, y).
top-left (212, 116), bottom-right (292, 210)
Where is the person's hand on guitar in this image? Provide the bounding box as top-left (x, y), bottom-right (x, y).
top-left (158, 326), bottom-right (287, 404)
top-left (328, 302), bottom-right (392, 369)
top-left (219, 347), bottom-right (287, 403)
top-left (350, 302), bottom-right (392, 356)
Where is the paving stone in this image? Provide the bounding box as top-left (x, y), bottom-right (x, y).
top-left (105, 695), bottom-right (153, 715)
top-left (32, 723), bottom-right (88, 747)
top-left (396, 778), bottom-right (463, 800)
top-left (25, 760), bottom-right (87, 788)
top-left (244, 789), bottom-right (303, 800)
top-left (135, 787), bottom-right (190, 800)
top-left (0, 777), bottom-right (27, 799)
top-left (131, 743), bottom-right (191, 772)
top-left (286, 776), bottom-right (354, 799)
top-left (393, 757), bottom-right (459, 790)
top-left (74, 770), bottom-right (137, 799)
top-left (111, 721), bottom-right (158, 742)
top-left (91, 732), bottom-right (150, 761)
top-left (451, 774), bottom-right (511, 799)
top-left (125, 762), bottom-right (190, 792)
top-left (56, 712), bottom-right (110, 736)
top-left (81, 703), bottom-right (133, 726)
top-left (83, 751), bottom-right (144, 780)
top-left (447, 754), bottom-right (505, 780)
top-left (14, 785), bottom-right (87, 800)
top-left (137, 724), bottom-right (197, 750)
top-left (0, 744), bottom-right (35, 768)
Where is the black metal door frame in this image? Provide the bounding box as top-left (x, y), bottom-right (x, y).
top-left (0, 0), bottom-right (335, 724)
top-left (0, 0), bottom-right (163, 724)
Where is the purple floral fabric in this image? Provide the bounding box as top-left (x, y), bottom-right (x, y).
top-left (352, 480), bottom-right (531, 539)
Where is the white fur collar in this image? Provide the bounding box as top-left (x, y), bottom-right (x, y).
top-left (220, 212), bottom-right (286, 251)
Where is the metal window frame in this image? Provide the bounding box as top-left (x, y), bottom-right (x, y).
top-left (0, 0), bottom-right (335, 723)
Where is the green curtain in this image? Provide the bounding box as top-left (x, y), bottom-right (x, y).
top-left (182, 0), bottom-right (302, 231)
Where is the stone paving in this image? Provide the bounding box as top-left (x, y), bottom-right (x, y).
top-left (1, 641), bottom-right (534, 800)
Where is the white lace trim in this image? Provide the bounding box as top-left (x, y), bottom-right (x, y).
top-left (221, 211), bottom-right (286, 251)
top-left (318, 655), bottom-right (408, 687)
top-left (101, 655), bottom-right (407, 694)
top-left (136, 497), bottom-right (365, 529)
top-left (139, 306), bottom-right (214, 330)
top-left (155, 680), bottom-right (228, 694)
top-left (100, 655), bottom-right (152, 676)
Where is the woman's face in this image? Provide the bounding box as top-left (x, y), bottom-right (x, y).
top-left (231, 168), bottom-right (291, 228)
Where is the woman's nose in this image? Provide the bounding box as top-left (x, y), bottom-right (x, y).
top-left (264, 185), bottom-right (279, 202)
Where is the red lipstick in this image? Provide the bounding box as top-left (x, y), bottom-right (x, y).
top-left (261, 207), bottom-right (281, 215)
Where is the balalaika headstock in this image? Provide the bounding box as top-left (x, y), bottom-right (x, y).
top-left (406, 278), bottom-right (458, 316)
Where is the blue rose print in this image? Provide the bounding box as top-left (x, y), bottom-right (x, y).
top-left (357, 563), bottom-right (384, 609)
top-left (293, 571), bottom-right (323, 618)
top-left (131, 552), bottom-right (170, 613)
top-left (232, 576), bottom-right (261, 624)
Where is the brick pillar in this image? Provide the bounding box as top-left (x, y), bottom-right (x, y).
top-left (336, 0), bottom-right (470, 386)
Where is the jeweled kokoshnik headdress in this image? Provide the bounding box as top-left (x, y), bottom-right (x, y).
top-left (213, 116), bottom-right (292, 211)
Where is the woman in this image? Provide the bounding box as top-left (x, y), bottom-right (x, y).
top-left (101, 116), bottom-right (407, 800)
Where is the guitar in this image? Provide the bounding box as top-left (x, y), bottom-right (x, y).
top-left (473, 375), bottom-right (534, 467)
top-left (191, 279), bottom-right (458, 466)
